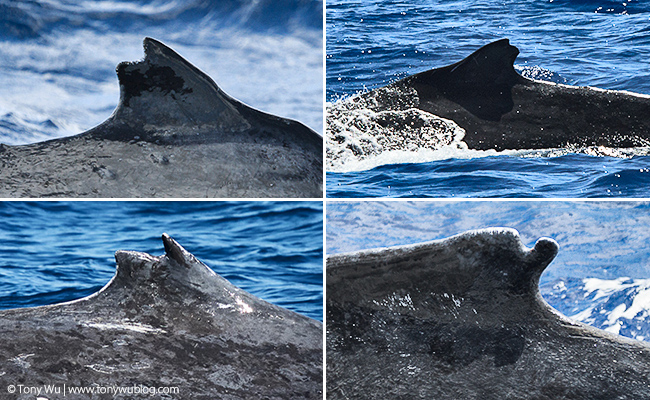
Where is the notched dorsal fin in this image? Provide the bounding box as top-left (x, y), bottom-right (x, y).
top-left (98, 37), bottom-right (251, 143)
top-left (104, 234), bottom-right (306, 318)
top-left (327, 228), bottom-right (559, 310)
top-left (78, 37), bottom-right (322, 150)
top-left (409, 39), bottom-right (525, 121)
top-left (445, 39), bottom-right (520, 87)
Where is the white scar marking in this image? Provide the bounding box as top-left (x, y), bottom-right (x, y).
top-left (84, 322), bottom-right (167, 334)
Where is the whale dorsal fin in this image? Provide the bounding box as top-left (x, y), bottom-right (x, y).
top-left (407, 39), bottom-right (525, 121)
top-left (98, 233), bottom-right (322, 338)
top-left (87, 37), bottom-right (253, 143)
top-left (443, 39), bottom-right (521, 89)
top-left (327, 228), bottom-right (558, 319)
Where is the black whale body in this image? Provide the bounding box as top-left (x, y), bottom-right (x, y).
top-left (326, 228), bottom-right (650, 399)
top-left (351, 39), bottom-right (650, 151)
top-left (0, 38), bottom-right (322, 198)
top-left (0, 234), bottom-right (323, 399)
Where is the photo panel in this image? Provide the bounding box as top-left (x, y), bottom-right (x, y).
top-left (0, 1), bottom-right (324, 198)
top-left (326, 2), bottom-right (650, 198)
top-left (0, 201), bottom-right (323, 398)
top-left (326, 200), bottom-right (650, 398)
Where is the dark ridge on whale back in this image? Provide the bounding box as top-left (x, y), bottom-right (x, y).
top-left (327, 228), bottom-right (559, 307)
top-left (405, 39), bottom-right (526, 121)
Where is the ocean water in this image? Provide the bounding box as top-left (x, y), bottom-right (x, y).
top-left (326, 201), bottom-right (650, 341)
top-left (0, 0), bottom-right (323, 145)
top-left (328, 154), bottom-right (650, 198)
top-left (0, 201), bottom-right (323, 321)
top-left (326, 0), bottom-right (650, 198)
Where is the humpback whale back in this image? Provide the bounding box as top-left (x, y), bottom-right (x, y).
top-left (328, 228), bottom-right (558, 314)
top-left (399, 39), bottom-right (650, 150)
top-left (327, 229), bottom-right (650, 399)
top-left (0, 234), bottom-right (323, 398)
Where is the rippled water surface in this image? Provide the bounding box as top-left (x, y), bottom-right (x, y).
top-left (0, 201), bottom-right (323, 321)
top-left (328, 154), bottom-right (650, 198)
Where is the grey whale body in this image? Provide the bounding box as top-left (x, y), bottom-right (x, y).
top-left (343, 39), bottom-right (650, 152)
top-left (0, 234), bottom-right (322, 399)
top-left (0, 38), bottom-right (322, 198)
top-left (326, 228), bottom-right (650, 400)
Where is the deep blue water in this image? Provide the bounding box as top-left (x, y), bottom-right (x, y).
top-left (0, 201), bottom-right (323, 321)
top-left (326, 0), bottom-right (650, 198)
top-left (0, 0), bottom-right (323, 145)
top-left (326, 201), bottom-right (650, 340)
top-left (328, 154), bottom-right (650, 197)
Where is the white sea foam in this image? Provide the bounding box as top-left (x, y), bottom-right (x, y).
top-left (570, 278), bottom-right (650, 339)
top-left (327, 88), bottom-right (479, 172)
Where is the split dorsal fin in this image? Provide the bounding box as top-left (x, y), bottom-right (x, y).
top-left (408, 39), bottom-right (525, 121)
top-left (105, 234), bottom-right (320, 325)
top-left (327, 228), bottom-right (559, 316)
top-left (112, 233), bottom-right (222, 291)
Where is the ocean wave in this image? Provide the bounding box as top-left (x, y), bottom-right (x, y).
top-left (0, 0), bottom-right (322, 39)
top-left (543, 277), bottom-right (650, 341)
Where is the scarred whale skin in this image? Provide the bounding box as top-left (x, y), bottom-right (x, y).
top-left (345, 39), bottom-right (650, 151)
top-left (326, 228), bottom-right (650, 400)
top-left (0, 38), bottom-right (323, 198)
top-left (0, 234), bottom-right (322, 400)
